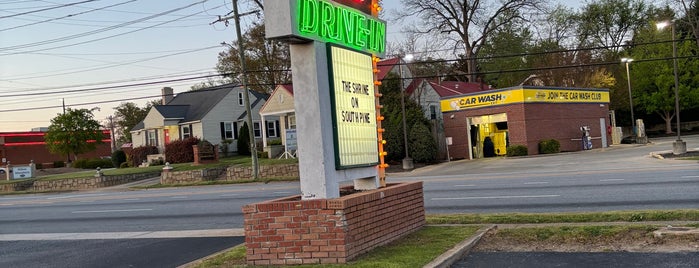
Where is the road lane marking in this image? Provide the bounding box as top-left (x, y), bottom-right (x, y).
top-left (524, 181), bottom-right (549, 185)
top-left (219, 194), bottom-right (239, 197)
top-left (0, 228), bottom-right (245, 241)
top-left (274, 191), bottom-right (292, 194)
top-left (599, 179), bottom-right (624, 182)
top-left (47, 193), bottom-right (107, 200)
top-left (171, 196), bottom-right (188, 199)
top-left (682, 176), bottom-right (699, 178)
top-left (455, 185), bottom-right (476, 187)
top-left (123, 198), bottom-right (140, 201)
top-left (71, 208), bottom-right (153, 214)
top-left (432, 194), bottom-right (560, 201)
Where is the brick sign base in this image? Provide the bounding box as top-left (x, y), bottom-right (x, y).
top-left (242, 181), bottom-right (425, 265)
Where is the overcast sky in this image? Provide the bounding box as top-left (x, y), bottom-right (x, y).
top-left (0, 0), bottom-right (584, 132)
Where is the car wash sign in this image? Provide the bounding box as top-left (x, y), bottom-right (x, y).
top-left (265, 0), bottom-right (386, 57)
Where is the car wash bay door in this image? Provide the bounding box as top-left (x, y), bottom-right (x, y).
top-left (468, 113), bottom-right (509, 159)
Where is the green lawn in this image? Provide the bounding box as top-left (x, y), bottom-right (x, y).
top-left (193, 226), bottom-right (480, 268)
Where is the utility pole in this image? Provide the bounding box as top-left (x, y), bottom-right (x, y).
top-left (107, 115), bottom-right (116, 153)
top-left (211, 0), bottom-right (259, 179)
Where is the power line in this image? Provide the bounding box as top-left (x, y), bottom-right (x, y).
top-left (0, 0), bottom-right (96, 19)
top-left (1, 68), bottom-right (218, 92)
top-left (0, 1), bottom-right (208, 52)
top-left (1, 45), bottom-right (221, 81)
top-left (0, 0), bottom-right (137, 32)
top-left (0, 73), bottom-right (225, 98)
top-left (0, 83), bottom-right (243, 113)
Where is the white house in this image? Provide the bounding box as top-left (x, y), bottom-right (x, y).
top-left (130, 85), bottom-right (278, 154)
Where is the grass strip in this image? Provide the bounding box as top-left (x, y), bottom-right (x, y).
top-left (493, 225), bottom-right (656, 243)
top-left (426, 209), bottom-right (699, 224)
top-left (194, 226), bottom-right (480, 268)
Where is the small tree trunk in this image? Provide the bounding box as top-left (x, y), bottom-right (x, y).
top-left (660, 110), bottom-right (674, 134)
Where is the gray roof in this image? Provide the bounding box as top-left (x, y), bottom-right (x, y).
top-left (130, 84), bottom-right (270, 132)
top-left (131, 121), bottom-right (144, 131)
top-left (167, 85), bottom-right (235, 122)
top-left (153, 105), bottom-right (188, 119)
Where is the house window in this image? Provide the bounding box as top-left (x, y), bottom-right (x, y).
top-left (288, 115), bottom-right (296, 129)
top-left (238, 92), bottom-right (244, 106)
top-left (223, 122), bottom-right (234, 139)
top-left (266, 121), bottom-right (278, 137)
top-left (181, 125), bottom-right (191, 139)
top-left (253, 122), bottom-right (262, 138)
top-left (146, 130), bottom-right (157, 146)
top-left (430, 105), bottom-right (437, 120)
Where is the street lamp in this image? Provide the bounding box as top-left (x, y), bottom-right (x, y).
top-left (621, 58), bottom-right (635, 138)
top-left (656, 21), bottom-right (687, 154)
top-left (398, 54), bottom-right (414, 170)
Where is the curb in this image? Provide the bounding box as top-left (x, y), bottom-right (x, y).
top-left (177, 244), bottom-right (243, 268)
top-left (423, 225), bottom-right (496, 268)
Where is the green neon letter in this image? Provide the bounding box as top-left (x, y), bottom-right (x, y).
top-left (320, 1), bottom-right (334, 39)
top-left (354, 16), bottom-right (368, 48)
top-left (341, 8), bottom-right (355, 44)
top-left (299, 0), bottom-right (318, 34)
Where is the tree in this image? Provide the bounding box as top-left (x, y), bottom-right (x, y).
top-left (379, 73), bottom-right (434, 162)
top-left (674, 0), bottom-right (699, 47)
top-left (397, 0), bottom-right (543, 82)
top-left (217, 22), bottom-right (291, 94)
top-left (45, 108), bottom-right (104, 162)
top-left (237, 122), bottom-right (251, 156)
top-left (113, 102), bottom-right (150, 144)
top-left (477, 14), bottom-right (533, 88)
top-left (408, 122), bottom-right (437, 163)
top-left (576, 0), bottom-right (649, 56)
top-left (628, 12), bottom-right (699, 134)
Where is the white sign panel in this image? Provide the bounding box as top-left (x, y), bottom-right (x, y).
top-left (329, 46), bottom-right (379, 168)
top-left (285, 128), bottom-right (297, 151)
top-left (12, 166), bottom-right (32, 180)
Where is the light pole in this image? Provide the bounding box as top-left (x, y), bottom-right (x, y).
top-left (657, 21), bottom-right (686, 154)
top-left (398, 54), bottom-right (414, 170)
top-left (621, 58), bottom-right (635, 138)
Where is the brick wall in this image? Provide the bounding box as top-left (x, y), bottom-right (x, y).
top-left (161, 164), bottom-right (299, 185)
top-left (443, 102), bottom-right (609, 157)
top-left (243, 181), bottom-right (425, 265)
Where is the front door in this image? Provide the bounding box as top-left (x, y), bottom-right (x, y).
top-left (164, 129), bottom-right (170, 144)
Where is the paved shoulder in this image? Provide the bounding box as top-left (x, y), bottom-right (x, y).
top-left (455, 252), bottom-right (699, 268)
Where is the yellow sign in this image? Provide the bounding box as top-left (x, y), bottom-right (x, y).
top-left (329, 46), bottom-right (379, 168)
top-left (441, 88), bottom-right (609, 112)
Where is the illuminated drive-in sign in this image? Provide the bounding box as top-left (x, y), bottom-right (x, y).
top-left (328, 45), bottom-right (379, 168)
top-left (265, 0), bottom-right (386, 57)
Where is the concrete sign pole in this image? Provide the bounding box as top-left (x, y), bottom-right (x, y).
top-left (290, 42), bottom-right (378, 200)
top-left (265, 0), bottom-right (384, 199)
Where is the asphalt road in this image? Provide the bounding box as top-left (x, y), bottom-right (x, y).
top-left (456, 252), bottom-right (699, 268)
top-left (0, 135), bottom-right (696, 267)
top-left (1, 237), bottom-right (243, 268)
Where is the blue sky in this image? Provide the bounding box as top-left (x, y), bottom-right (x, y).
top-left (0, 0), bottom-right (582, 132)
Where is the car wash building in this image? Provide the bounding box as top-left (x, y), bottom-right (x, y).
top-left (441, 86), bottom-right (611, 159)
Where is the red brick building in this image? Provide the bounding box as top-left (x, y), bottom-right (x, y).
top-left (441, 86), bottom-right (611, 158)
top-left (0, 131), bottom-right (112, 166)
